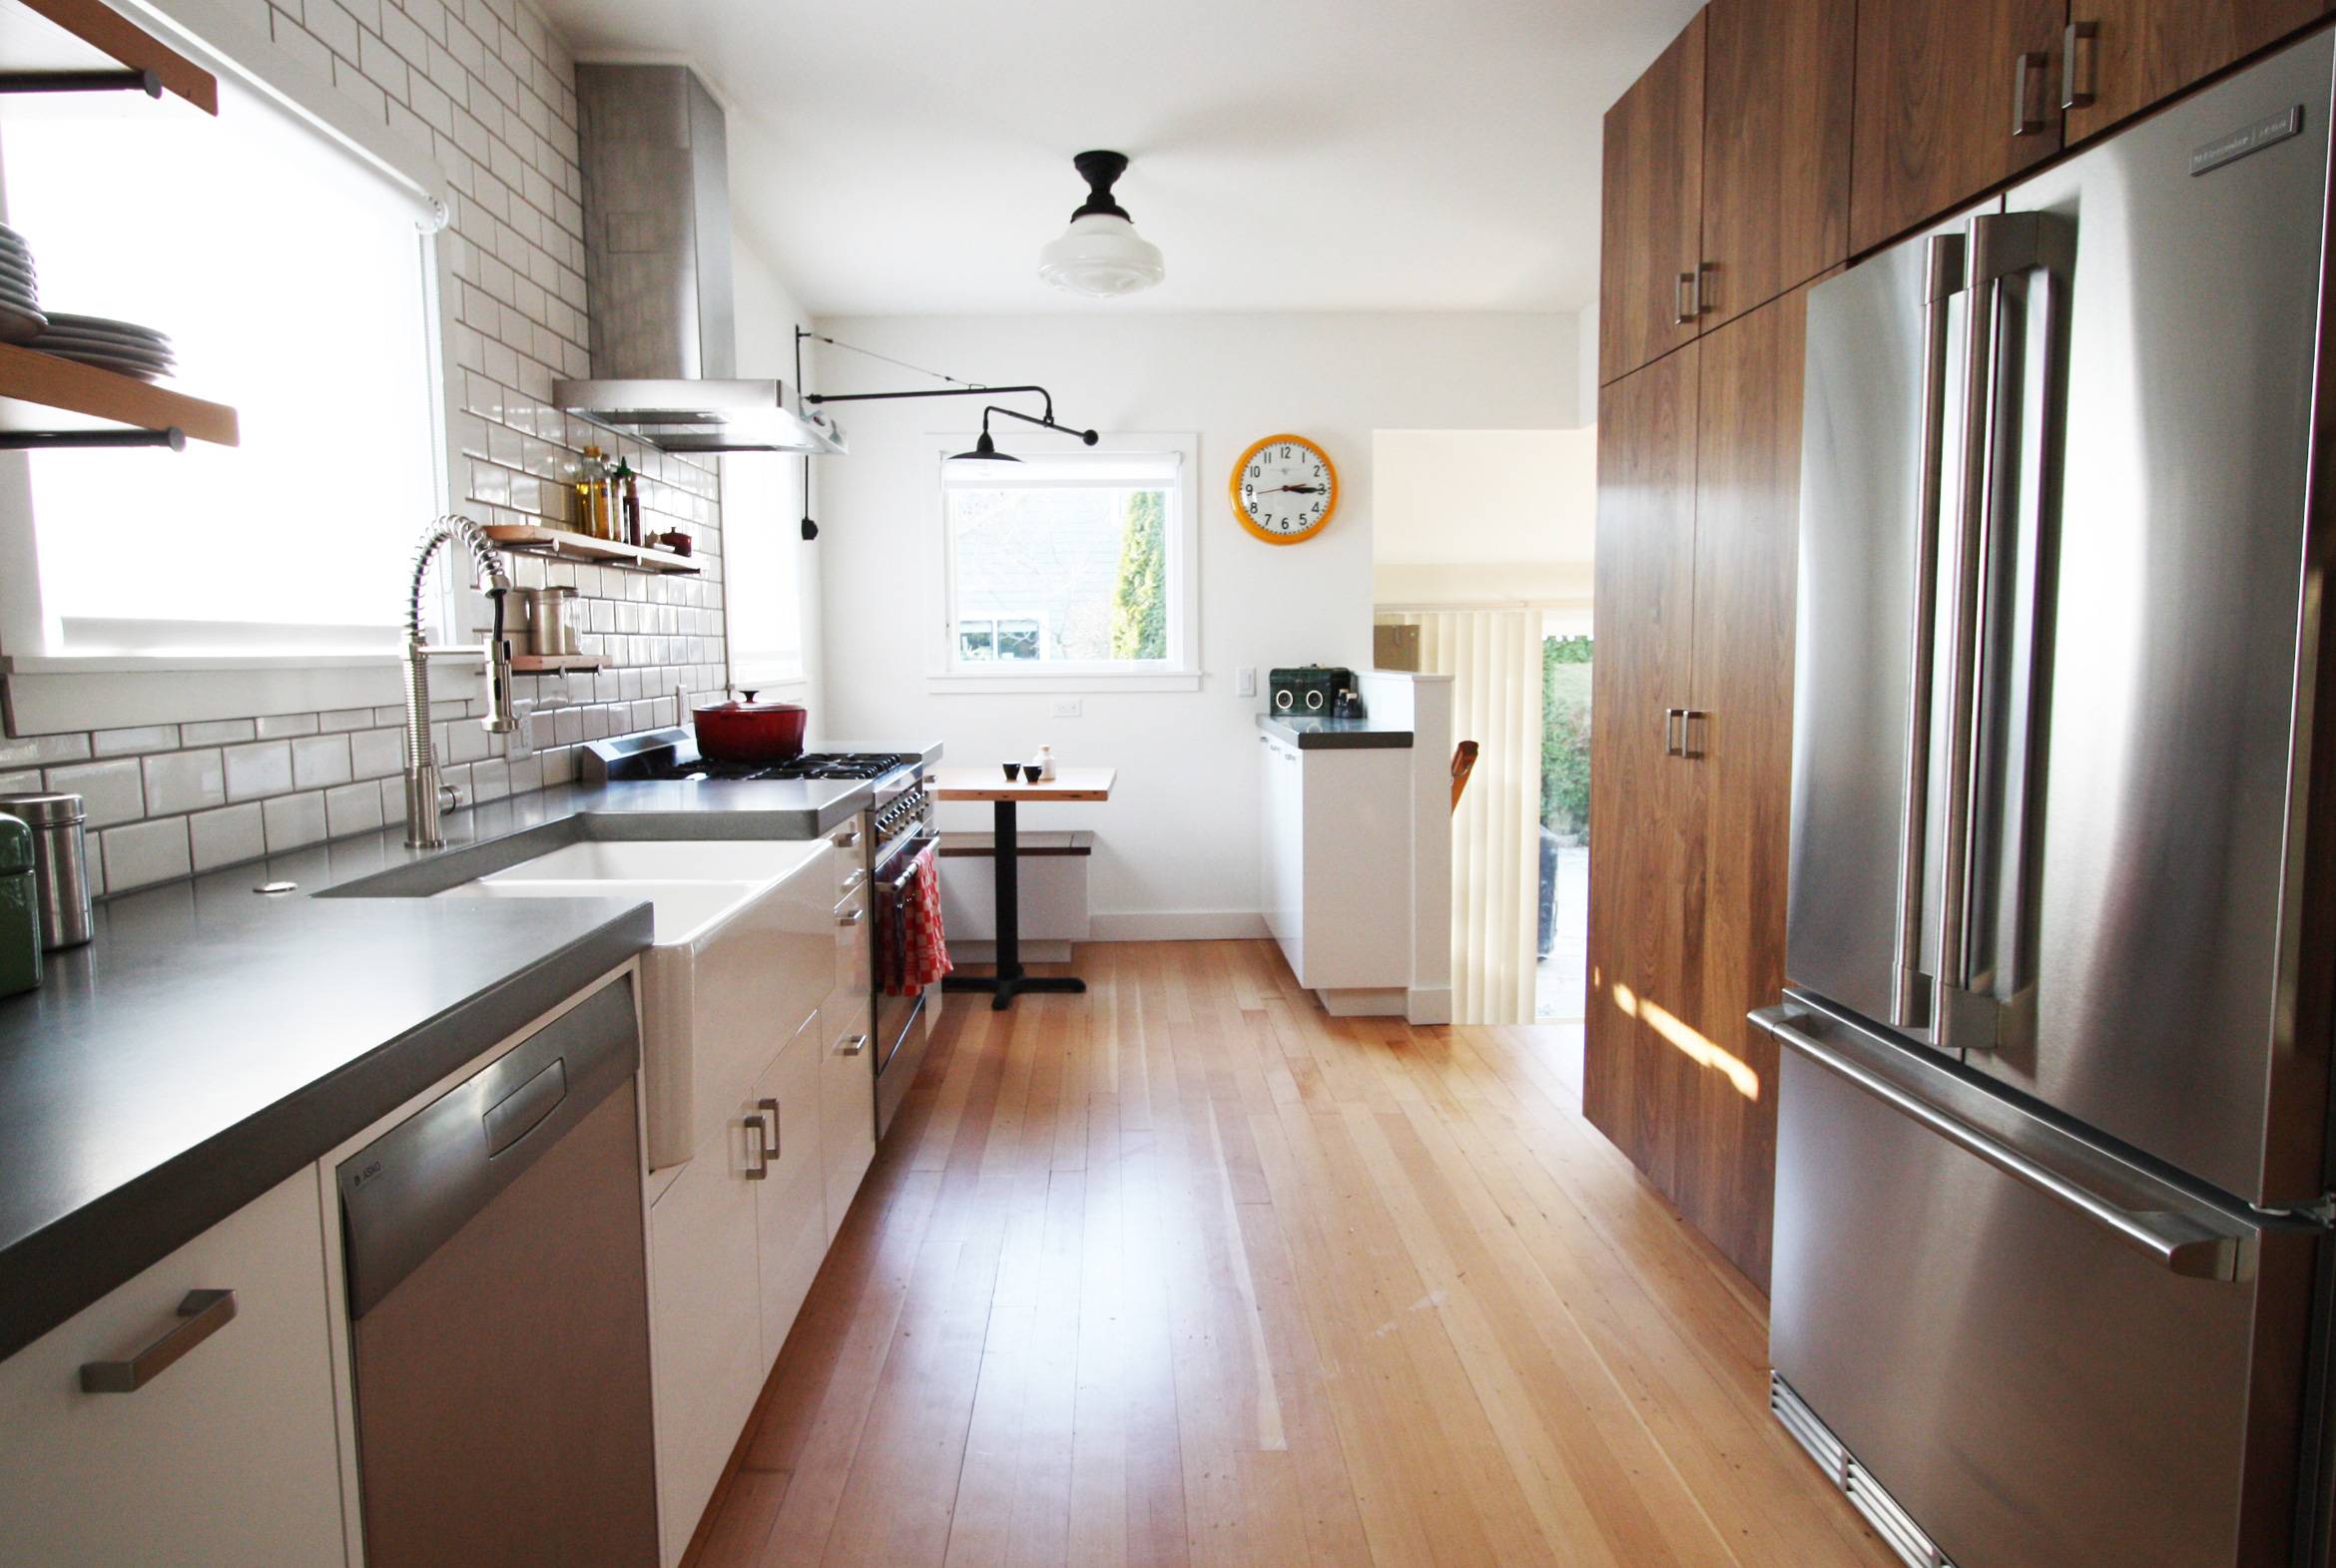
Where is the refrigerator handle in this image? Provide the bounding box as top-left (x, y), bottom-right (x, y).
top-left (1756, 1006), bottom-right (2256, 1282)
top-left (1889, 233), bottom-right (1968, 1032)
top-left (1940, 211), bottom-right (2071, 1049)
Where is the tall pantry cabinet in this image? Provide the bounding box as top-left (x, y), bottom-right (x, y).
top-left (1588, 0), bottom-right (2336, 1290)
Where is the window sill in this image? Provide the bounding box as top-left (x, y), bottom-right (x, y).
top-left (3, 652), bottom-right (465, 736)
top-left (927, 671), bottom-right (1202, 696)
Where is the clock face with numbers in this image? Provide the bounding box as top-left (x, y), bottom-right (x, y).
top-left (1231, 433), bottom-right (1338, 545)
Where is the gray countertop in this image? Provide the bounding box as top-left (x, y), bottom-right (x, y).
top-left (1256, 713), bottom-right (1416, 750)
top-left (0, 747), bottom-right (938, 1362)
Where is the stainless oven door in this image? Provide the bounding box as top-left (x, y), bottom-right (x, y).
top-left (872, 829), bottom-right (936, 1136)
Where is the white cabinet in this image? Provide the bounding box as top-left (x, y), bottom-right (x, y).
top-left (646, 1099), bottom-right (765, 1568)
top-left (1258, 734), bottom-right (1413, 993)
top-left (821, 884), bottom-right (876, 1240)
top-left (754, 1009), bottom-right (829, 1367)
top-left (0, 1170), bottom-right (346, 1568)
top-left (638, 841), bottom-right (835, 1169)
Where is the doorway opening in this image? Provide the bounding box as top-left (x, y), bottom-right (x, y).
top-left (1537, 624), bottom-right (1591, 1021)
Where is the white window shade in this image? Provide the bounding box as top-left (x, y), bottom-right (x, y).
top-left (2, 80), bottom-right (439, 658)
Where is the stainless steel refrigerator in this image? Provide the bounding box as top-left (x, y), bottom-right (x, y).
top-left (1758, 29), bottom-right (2336, 1568)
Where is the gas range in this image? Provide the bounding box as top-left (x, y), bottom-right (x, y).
top-left (580, 729), bottom-right (920, 786)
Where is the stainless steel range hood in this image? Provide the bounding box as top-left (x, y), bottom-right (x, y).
top-left (555, 65), bottom-right (843, 456)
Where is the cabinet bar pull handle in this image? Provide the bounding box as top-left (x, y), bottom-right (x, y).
top-left (80, 1290), bottom-right (237, 1392)
top-left (758, 1097), bottom-right (781, 1162)
top-left (833, 825), bottom-right (861, 849)
top-left (2061, 21), bottom-right (2097, 111)
top-left (837, 1032), bottom-right (871, 1057)
top-left (745, 1112), bottom-right (771, 1178)
top-left (837, 906), bottom-right (866, 928)
top-left (1678, 710), bottom-right (1706, 760)
top-left (1673, 270), bottom-right (1698, 325)
top-left (2013, 51), bottom-right (2048, 136)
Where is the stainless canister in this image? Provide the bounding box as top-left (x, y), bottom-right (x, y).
top-left (525, 586), bottom-right (576, 659)
top-left (0, 792), bottom-right (94, 949)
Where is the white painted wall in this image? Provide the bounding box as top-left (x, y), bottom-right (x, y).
top-left (813, 310), bottom-right (1577, 931)
top-left (1372, 427), bottom-right (1596, 609)
top-left (730, 242), bottom-right (825, 716)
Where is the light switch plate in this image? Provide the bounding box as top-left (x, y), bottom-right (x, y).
top-left (1050, 698), bottom-right (1082, 719)
top-left (1236, 667), bottom-right (1258, 698)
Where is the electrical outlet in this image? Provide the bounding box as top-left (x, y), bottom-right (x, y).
top-left (1050, 698), bottom-right (1083, 719)
top-left (1236, 667), bottom-right (1258, 698)
top-left (503, 700), bottom-right (537, 761)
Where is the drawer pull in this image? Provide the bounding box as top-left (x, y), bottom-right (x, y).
top-left (745, 1096), bottom-right (782, 1179)
top-left (837, 906), bottom-right (866, 928)
top-left (832, 825), bottom-right (862, 849)
top-left (836, 1032), bottom-right (871, 1057)
top-left (745, 1108), bottom-right (771, 1179)
top-left (840, 868), bottom-right (869, 898)
top-left (81, 1290), bottom-right (238, 1392)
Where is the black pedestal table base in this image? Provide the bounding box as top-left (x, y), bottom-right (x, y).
top-left (944, 798), bottom-right (1085, 1011)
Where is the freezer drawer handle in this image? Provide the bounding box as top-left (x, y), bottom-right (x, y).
top-left (1757, 1008), bottom-right (2252, 1282)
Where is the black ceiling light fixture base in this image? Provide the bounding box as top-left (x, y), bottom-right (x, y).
top-left (1069, 150), bottom-right (1132, 221)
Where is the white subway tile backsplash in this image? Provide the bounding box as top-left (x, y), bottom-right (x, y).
top-left (93, 725), bottom-right (180, 758)
top-left (46, 760), bottom-right (144, 827)
top-left (188, 802), bottom-right (267, 872)
top-left (0, 770), bottom-right (40, 793)
top-left (142, 749), bottom-right (227, 816)
top-left (469, 758), bottom-right (509, 802)
top-left (262, 791), bottom-right (328, 853)
top-left (182, 718), bottom-right (259, 747)
top-left (292, 734), bottom-right (353, 790)
top-left (445, 720), bottom-right (494, 765)
top-left (102, 816), bottom-right (191, 891)
top-left (0, 733), bottom-right (92, 770)
top-left (224, 742), bottom-right (294, 802)
top-left (319, 707), bottom-right (374, 733)
top-left (350, 728), bottom-right (403, 781)
top-left (257, 713), bottom-right (320, 740)
top-left (324, 781), bottom-right (386, 836)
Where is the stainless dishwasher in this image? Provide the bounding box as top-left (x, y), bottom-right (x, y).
top-left (338, 975), bottom-right (659, 1567)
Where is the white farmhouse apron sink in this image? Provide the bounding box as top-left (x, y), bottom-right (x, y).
top-left (436, 838), bottom-right (834, 1169)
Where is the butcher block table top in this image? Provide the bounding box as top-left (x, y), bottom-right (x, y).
top-left (930, 767), bottom-right (1116, 802)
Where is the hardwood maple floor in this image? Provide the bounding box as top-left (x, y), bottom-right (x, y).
top-left (687, 939), bottom-right (1897, 1568)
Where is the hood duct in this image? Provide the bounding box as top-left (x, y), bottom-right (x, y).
top-left (555, 64), bottom-right (843, 455)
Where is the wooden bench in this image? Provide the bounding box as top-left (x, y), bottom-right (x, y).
top-left (936, 830), bottom-right (1093, 962)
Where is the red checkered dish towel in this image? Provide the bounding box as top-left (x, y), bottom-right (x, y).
top-left (888, 841), bottom-right (951, 996)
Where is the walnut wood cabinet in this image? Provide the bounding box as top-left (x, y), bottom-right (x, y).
top-left (1587, 284), bottom-right (1812, 1292)
top-left (1600, 0), bottom-right (1852, 385)
top-left (2061, 0), bottom-right (2333, 143)
top-left (1599, 14), bottom-right (1705, 385)
top-left (1850, 0), bottom-right (2066, 253)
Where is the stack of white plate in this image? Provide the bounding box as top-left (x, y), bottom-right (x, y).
top-left (31, 314), bottom-right (176, 382)
top-left (0, 227), bottom-right (45, 345)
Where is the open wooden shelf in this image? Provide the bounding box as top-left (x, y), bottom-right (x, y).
top-left (0, 341), bottom-right (237, 447)
top-left (511, 653), bottom-right (605, 674)
top-left (2, 0), bottom-right (218, 113)
top-left (482, 523), bottom-right (702, 575)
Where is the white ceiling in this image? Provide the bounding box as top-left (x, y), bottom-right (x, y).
top-left (537, 0), bottom-right (1701, 316)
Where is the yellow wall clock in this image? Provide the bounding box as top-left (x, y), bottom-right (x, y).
top-left (1231, 433), bottom-right (1338, 545)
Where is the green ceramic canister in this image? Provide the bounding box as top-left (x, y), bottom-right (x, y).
top-left (0, 813), bottom-right (39, 997)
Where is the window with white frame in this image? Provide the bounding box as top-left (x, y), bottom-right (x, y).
top-left (0, 79), bottom-right (441, 661)
top-left (721, 452), bottom-right (808, 686)
top-left (937, 440), bottom-right (1195, 685)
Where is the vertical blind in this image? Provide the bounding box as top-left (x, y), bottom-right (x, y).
top-left (1388, 610), bottom-right (1543, 1025)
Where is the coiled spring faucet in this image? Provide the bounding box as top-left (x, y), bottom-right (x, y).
top-left (401, 515), bottom-right (517, 849)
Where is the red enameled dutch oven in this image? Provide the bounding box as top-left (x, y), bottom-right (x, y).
top-left (692, 691), bottom-right (809, 764)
